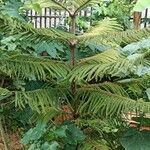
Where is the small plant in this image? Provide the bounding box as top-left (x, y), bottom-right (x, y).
top-left (1, 0), bottom-right (150, 150)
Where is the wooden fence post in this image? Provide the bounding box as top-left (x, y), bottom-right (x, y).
top-left (133, 11), bottom-right (142, 29)
top-left (133, 0), bottom-right (141, 29)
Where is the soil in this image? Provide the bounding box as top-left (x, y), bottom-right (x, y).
top-left (0, 132), bottom-right (23, 150)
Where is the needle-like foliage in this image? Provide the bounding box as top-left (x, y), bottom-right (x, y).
top-left (0, 49), bottom-right (70, 80)
top-left (1, 1), bottom-right (150, 149)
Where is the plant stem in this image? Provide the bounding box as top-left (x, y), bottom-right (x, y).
top-left (70, 44), bottom-right (76, 66)
top-left (0, 116), bottom-right (9, 150)
top-left (70, 15), bottom-right (76, 35)
top-left (70, 14), bottom-right (77, 94)
top-left (70, 15), bottom-right (76, 66)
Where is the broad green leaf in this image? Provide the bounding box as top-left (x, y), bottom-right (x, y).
top-left (122, 38), bottom-right (150, 55)
top-left (49, 141), bottom-right (59, 150)
top-left (0, 0), bottom-right (25, 20)
top-left (64, 123), bottom-right (86, 145)
top-left (33, 41), bottom-right (64, 58)
top-left (120, 129), bottom-right (150, 150)
top-left (53, 125), bottom-right (67, 138)
top-left (41, 141), bottom-right (59, 150)
top-left (21, 122), bottom-right (47, 144)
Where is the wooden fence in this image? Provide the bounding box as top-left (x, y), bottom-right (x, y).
top-left (141, 8), bottom-right (150, 28)
top-left (27, 8), bottom-right (150, 29)
top-left (27, 8), bottom-right (92, 29)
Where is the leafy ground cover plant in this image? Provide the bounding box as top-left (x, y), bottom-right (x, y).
top-left (1, 0), bottom-right (150, 150)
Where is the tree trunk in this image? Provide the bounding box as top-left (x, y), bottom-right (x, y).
top-left (70, 15), bottom-right (77, 95)
top-left (70, 15), bottom-right (76, 66)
